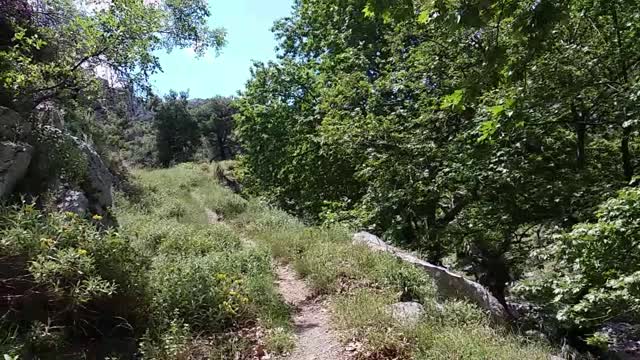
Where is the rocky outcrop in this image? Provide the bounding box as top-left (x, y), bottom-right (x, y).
top-left (56, 189), bottom-right (90, 217)
top-left (353, 231), bottom-right (510, 323)
top-left (596, 322), bottom-right (640, 359)
top-left (0, 142), bottom-right (33, 198)
top-left (0, 106), bottom-right (30, 140)
top-left (0, 106), bottom-right (114, 225)
top-left (71, 136), bottom-right (113, 211)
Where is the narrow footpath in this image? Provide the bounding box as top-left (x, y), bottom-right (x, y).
top-left (276, 265), bottom-right (345, 360)
top-left (199, 196), bottom-right (344, 359)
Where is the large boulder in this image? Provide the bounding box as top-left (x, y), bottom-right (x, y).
top-left (0, 107), bottom-right (115, 225)
top-left (56, 189), bottom-right (90, 217)
top-left (353, 231), bottom-right (510, 324)
top-left (0, 106), bottom-right (31, 140)
top-left (596, 322), bottom-right (640, 359)
top-left (0, 142), bottom-right (33, 198)
top-left (71, 136), bottom-right (113, 210)
top-left (32, 125), bottom-right (114, 216)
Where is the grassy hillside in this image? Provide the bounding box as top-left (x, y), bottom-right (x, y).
top-left (115, 163), bottom-right (292, 358)
top-left (1, 163), bottom-right (553, 359)
top-left (123, 163), bottom-right (553, 359)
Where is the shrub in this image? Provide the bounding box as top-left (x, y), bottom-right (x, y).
top-left (515, 187), bottom-right (640, 329)
top-left (0, 203), bottom-right (148, 351)
top-left (139, 318), bottom-right (192, 360)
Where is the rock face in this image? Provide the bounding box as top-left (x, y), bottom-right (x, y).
top-left (597, 322), bottom-right (640, 359)
top-left (0, 106), bottom-right (31, 140)
top-left (56, 189), bottom-right (90, 217)
top-left (353, 231), bottom-right (510, 323)
top-left (387, 302), bottom-right (425, 325)
top-left (0, 106), bottom-right (114, 225)
top-left (71, 136), bottom-right (113, 211)
top-left (0, 142), bottom-right (33, 198)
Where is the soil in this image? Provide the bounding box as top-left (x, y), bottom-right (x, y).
top-left (275, 265), bottom-right (345, 360)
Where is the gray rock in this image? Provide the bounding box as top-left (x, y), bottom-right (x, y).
top-left (35, 101), bottom-right (65, 129)
top-left (57, 189), bottom-right (89, 217)
top-left (353, 231), bottom-right (510, 324)
top-left (34, 126), bottom-right (114, 224)
top-left (72, 137), bottom-right (113, 209)
top-left (0, 142), bottom-right (33, 198)
top-left (388, 302), bottom-right (425, 325)
top-left (39, 125), bottom-right (114, 210)
top-left (0, 106), bottom-right (31, 140)
top-left (597, 322), bottom-right (640, 360)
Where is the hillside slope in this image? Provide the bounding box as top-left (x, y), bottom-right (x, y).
top-left (0, 163), bottom-right (555, 358)
top-left (121, 163), bottom-right (554, 359)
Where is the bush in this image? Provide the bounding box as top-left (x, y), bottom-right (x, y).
top-left (149, 252), bottom-right (267, 331)
top-left (113, 164), bottom-right (292, 357)
top-left (516, 187), bottom-right (640, 329)
top-left (0, 203), bottom-right (148, 352)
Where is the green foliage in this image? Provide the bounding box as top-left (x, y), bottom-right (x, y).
top-left (0, 163), bottom-right (294, 357)
top-left (115, 164), bottom-right (291, 357)
top-left (236, 0), bottom-right (640, 334)
top-left (0, 203), bottom-right (147, 352)
top-left (155, 92), bottom-right (202, 167)
top-left (30, 125), bottom-right (89, 185)
top-left (585, 332), bottom-right (609, 352)
top-left (190, 96), bottom-right (237, 161)
top-left (0, 0), bottom-right (225, 111)
top-left (148, 254), bottom-right (253, 331)
top-left (515, 187), bottom-right (640, 329)
top-left (139, 318), bottom-right (192, 360)
top-left (239, 198), bottom-right (552, 358)
top-left (333, 289), bottom-right (550, 360)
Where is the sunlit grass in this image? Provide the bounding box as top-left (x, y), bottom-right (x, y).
top-left (114, 163), bottom-right (293, 358)
top-left (116, 162), bottom-right (552, 359)
top-left (231, 188), bottom-right (554, 359)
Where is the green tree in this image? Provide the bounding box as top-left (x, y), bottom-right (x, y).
top-left (237, 0), bottom-right (640, 316)
top-left (515, 187), bottom-right (640, 330)
top-left (190, 96), bottom-right (237, 160)
top-left (0, 0), bottom-right (226, 113)
top-left (155, 91), bottom-right (201, 167)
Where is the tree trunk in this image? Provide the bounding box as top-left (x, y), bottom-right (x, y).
top-left (217, 134), bottom-right (227, 160)
top-left (572, 103), bottom-right (586, 169)
top-left (622, 125), bottom-right (633, 181)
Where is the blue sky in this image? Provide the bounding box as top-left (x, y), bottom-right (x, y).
top-left (150, 0), bottom-right (294, 99)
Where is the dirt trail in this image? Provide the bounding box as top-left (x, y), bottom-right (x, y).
top-left (198, 200), bottom-right (343, 359)
top-left (276, 265), bottom-right (344, 360)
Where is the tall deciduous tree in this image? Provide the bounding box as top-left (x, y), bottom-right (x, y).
top-left (155, 91), bottom-right (201, 167)
top-left (237, 0), bottom-right (640, 325)
top-left (0, 0), bottom-right (226, 113)
top-left (191, 96), bottom-right (237, 160)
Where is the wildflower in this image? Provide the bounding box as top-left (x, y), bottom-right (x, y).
top-left (215, 273), bottom-right (227, 281)
top-left (92, 214), bottom-right (103, 221)
top-left (77, 248), bottom-right (88, 256)
top-left (40, 238), bottom-right (55, 248)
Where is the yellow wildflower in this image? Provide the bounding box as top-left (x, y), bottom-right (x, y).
top-left (215, 273), bottom-right (227, 281)
top-left (77, 249), bottom-right (88, 256)
top-left (40, 238), bottom-right (55, 248)
top-left (92, 214), bottom-right (103, 221)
